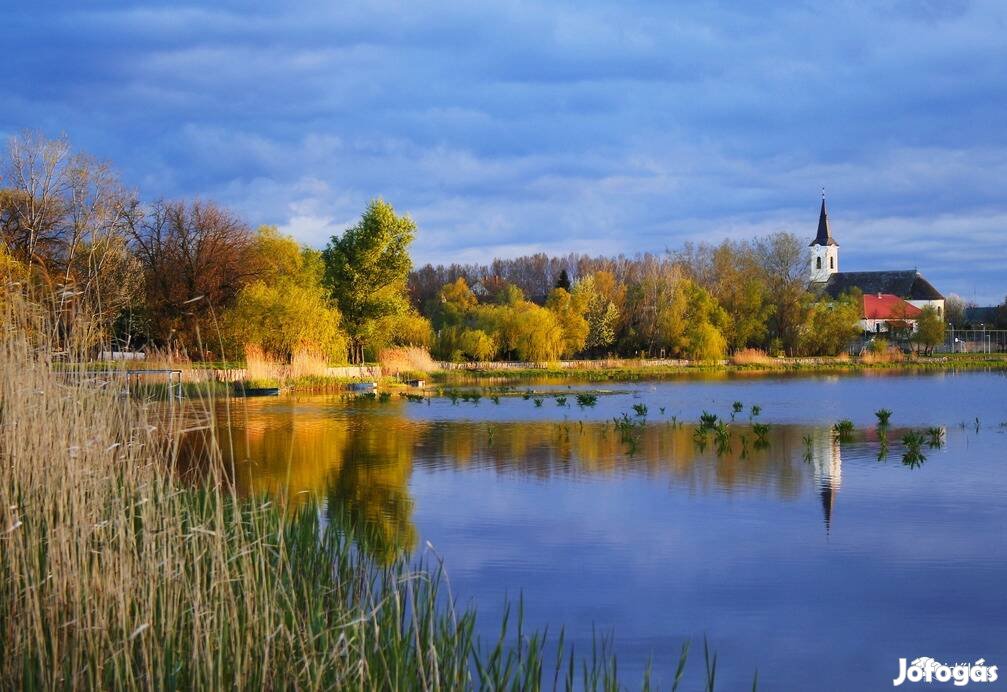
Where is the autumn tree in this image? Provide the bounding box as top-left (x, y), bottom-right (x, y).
top-left (797, 291), bottom-right (861, 356)
top-left (127, 199), bottom-right (256, 355)
top-left (2, 132), bottom-right (142, 344)
top-left (545, 286), bottom-right (588, 358)
top-left (223, 227), bottom-right (346, 362)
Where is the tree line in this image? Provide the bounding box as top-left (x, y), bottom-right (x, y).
top-left (3, 132), bottom-right (972, 365)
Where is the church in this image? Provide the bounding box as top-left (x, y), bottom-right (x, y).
top-left (808, 196), bottom-right (944, 334)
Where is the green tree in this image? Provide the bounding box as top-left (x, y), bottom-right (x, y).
top-left (913, 305), bottom-right (946, 355)
top-left (323, 200), bottom-right (416, 362)
top-left (797, 292), bottom-right (861, 356)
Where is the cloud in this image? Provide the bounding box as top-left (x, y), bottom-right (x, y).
top-left (2, 0), bottom-right (1006, 301)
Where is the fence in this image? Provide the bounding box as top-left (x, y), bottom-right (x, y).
top-left (939, 329), bottom-right (1007, 354)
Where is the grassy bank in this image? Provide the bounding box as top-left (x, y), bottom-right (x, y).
top-left (429, 353), bottom-right (1007, 383)
top-left (0, 298), bottom-right (734, 689)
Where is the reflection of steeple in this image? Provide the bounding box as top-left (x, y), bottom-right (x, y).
top-left (809, 431), bottom-right (843, 534)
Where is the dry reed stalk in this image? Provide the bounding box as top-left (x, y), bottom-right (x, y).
top-left (378, 346), bottom-right (436, 375)
top-left (729, 348), bottom-right (774, 366)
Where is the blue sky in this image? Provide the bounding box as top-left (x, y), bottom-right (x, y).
top-left (3, 1), bottom-right (1005, 302)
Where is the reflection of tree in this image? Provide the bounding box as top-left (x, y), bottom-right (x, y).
top-left (326, 422), bottom-right (417, 565)
top-left (217, 400), bottom-right (418, 564)
top-left (205, 397), bottom-right (851, 561)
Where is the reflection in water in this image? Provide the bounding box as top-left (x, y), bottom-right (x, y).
top-left (210, 399), bottom-right (854, 562)
top-left (807, 430), bottom-right (842, 533)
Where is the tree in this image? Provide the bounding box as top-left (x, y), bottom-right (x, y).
top-left (3, 132), bottom-right (142, 345)
top-left (323, 199), bottom-right (417, 363)
top-left (223, 227), bottom-right (347, 362)
top-left (555, 269), bottom-right (571, 291)
top-left (545, 286), bottom-right (588, 358)
top-left (756, 233), bottom-right (809, 355)
top-left (797, 292), bottom-right (861, 356)
top-left (913, 305), bottom-right (945, 355)
top-left (573, 274), bottom-right (619, 354)
top-left (127, 199), bottom-right (256, 355)
top-left (944, 294), bottom-right (968, 328)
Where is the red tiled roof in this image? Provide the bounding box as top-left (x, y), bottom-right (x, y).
top-left (862, 293), bottom-right (923, 320)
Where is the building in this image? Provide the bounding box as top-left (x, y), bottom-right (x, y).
top-left (808, 196), bottom-right (945, 327)
top-left (860, 293), bottom-right (922, 335)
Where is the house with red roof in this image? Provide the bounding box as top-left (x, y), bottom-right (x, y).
top-left (861, 293), bottom-right (922, 335)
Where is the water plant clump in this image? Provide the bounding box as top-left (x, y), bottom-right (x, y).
top-left (731, 401), bottom-right (743, 419)
top-left (491, 394), bottom-right (501, 404)
top-left (378, 391), bottom-right (391, 403)
top-left (713, 421), bottom-right (732, 455)
top-left (902, 430), bottom-right (928, 468)
top-left (533, 397), bottom-right (544, 407)
top-left (926, 426), bottom-right (945, 448)
top-left (875, 409), bottom-right (893, 426)
top-left (575, 393), bottom-right (598, 408)
top-left (752, 422), bottom-right (771, 449)
top-left (632, 403), bottom-right (648, 418)
top-left (555, 395), bottom-right (568, 407)
top-left (699, 411), bottom-right (719, 430)
top-left (750, 405), bottom-right (762, 418)
top-left (802, 434), bottom-right (814, 463)
top-left (833, 419), bottom-right (855, 441)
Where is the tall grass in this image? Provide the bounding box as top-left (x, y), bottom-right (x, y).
top-left (379, 345), bottom-right (437, 376)
top-left (0, 292), bottom-right (732, 689)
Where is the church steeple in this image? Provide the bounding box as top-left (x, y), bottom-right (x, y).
top-left (811, 192), bottom-right (837, 247)
top-left (809, 191), bottom-right (840, 282)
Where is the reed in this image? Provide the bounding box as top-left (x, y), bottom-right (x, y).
top-left (0, 291), bottom-right (743, 691)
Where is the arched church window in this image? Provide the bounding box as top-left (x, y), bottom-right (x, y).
top-left (829, 256), bottom-right (834, 269)
top-left (816, 257), bottom-right (822, 270)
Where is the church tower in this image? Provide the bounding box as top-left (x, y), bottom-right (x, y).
top-left (809, 193), bottom-right (839, 283)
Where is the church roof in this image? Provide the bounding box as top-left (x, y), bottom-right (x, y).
top-left (817, 270), bottom-right (944, 301)
top-left (810, 197), bottom-right (837, 247)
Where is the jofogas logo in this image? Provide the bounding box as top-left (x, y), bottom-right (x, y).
top-left (893, 657), bottom-right (998, 687)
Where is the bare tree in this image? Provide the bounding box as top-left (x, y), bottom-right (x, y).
top-left (128, 199), bottom-right (257, 355)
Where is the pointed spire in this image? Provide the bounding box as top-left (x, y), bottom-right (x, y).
top-left (810, 191), bottom-right (838, 246)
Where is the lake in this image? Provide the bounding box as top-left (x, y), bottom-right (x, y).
top-left (212, 371), bottom-right (1007, 690)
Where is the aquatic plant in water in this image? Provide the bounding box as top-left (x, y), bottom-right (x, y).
top-left (802, 434), bottom-right (814, 463)
top-left (752, 423), bottom-right (770, 449)
top-left (575, 393), bottom-right (598, 408)
top-left (750, 405), bottom-right (761, 418)
top-left (713, 422), bottom-right (731, 455)
top-left (902, 430), bottom-right (927, 468)
top-left (555, 396), bottom-right (568, 407)
top-left (833, 420), bottom-right (854, 441)
top-left (731, 401), bottom-right (743, 420)
top-left (533, 397), bottom-right (544, 407)
top-left (699, 411), bottom-right (719, 430)
top-left (632, 403), bottom-right (648, 418)
top-left (926, 426), bottom-right (944, 448)
top-left (875, 409), bottom-right (893, 426)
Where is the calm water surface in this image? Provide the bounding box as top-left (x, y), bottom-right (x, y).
top-left (218, 371), bottom-right (1007, 690)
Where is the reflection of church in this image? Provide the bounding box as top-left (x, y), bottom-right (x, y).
top-left (807, 430), bottom-right (842, 533)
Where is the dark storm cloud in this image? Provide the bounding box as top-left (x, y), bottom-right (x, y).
top-left (2, 0), bottom-right (1005, 301)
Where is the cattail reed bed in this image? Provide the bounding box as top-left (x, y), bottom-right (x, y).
top-left (0, 297), bottom-right (728, 690)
